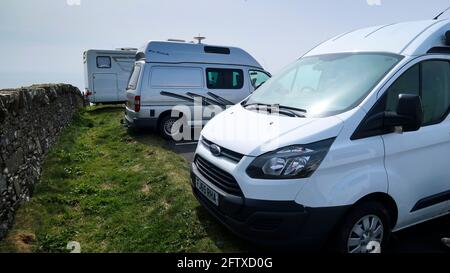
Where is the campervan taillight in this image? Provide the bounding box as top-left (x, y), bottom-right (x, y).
top-left (134, 96), bottom-right (141, 112)
top-left (85, 89), bottom-right (92, 99)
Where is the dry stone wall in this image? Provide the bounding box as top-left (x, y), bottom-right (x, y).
top-left (0, 84), bottom-right (84, 239)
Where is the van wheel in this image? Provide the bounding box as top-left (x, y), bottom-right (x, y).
top-left (334, 201), bottom-right (391, 253)
top-left (158, 115), bottom-right (184, 140)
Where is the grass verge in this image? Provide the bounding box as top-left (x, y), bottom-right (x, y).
top-left (0, 106), bottom-right (247, 253)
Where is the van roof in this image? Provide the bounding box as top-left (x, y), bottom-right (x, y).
top-left (138, 41), bottom-right (263, 68)
top-left (305, 19), bottom-right (450, 57)
top-left (85, 49), bottom-right (137, 55)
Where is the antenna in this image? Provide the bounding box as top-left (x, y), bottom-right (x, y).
top-left (434, 6), bottom-right (450, 20)
top-left (193, 34), bottom-right (206, 44)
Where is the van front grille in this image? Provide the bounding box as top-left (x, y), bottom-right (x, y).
top-left (194, 155), bottom-right (243, 196)
top-left (201, 138), bottom-right (244, 163)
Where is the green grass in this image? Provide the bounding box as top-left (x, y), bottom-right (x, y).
top-left (0, 106), bottom-right (247, 253)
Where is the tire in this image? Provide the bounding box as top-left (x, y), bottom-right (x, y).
top-left (158, 115), bottom-right (184, 140)
top-left (334, 201), bottom-right (391, 253)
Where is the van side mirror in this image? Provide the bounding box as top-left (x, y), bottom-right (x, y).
top-left (384, 94), bottom-right (423, 132)
top-left (351, 94), bottom-right (423, 140)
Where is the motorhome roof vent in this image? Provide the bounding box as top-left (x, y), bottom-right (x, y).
top-left (135, 52), bottom-right (146, 61)
top-left (167, 39), bottom-right (186, 42)
top-left (427, 30), bottom-right (450, 54)
top-left (427, 46), bottom-right (450, 54)
top-left (204, 46), bottom-right (231, 55)
top-left (116, 47), bottom-right (138, 51)
top-left (445, 30), bottom-right (450, 45)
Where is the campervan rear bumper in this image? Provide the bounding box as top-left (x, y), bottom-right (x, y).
top-left (124, 107), bottom-right (158, 129)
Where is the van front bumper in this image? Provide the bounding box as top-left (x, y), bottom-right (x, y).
top-left (190, 164), bottom-right (350, 250)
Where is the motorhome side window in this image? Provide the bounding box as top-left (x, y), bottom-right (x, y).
top-left (249, 70), bottom-right (270, 89)
top-left (127, 64), bottom-right (141, 90)
top-left (206, 68), bottom-right (243, 89)
top-left (96, 56), bottom-right (111, 69)
top-left (150, 67), bottom-right (203, 88)
top-left (385, 60), bottom-right (450, 125)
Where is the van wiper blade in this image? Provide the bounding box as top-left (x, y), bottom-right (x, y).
top-left (186, 92), bottom-right (226, 109)
top-left (242, 102), bottom-right (273, 108)
top-left (207, 92), bottom-right (234, 106)
top-left (243, 103), bottom-right (306, 118)
top-left (277, 109), bottom-right (305, 118)
top-left (277, 105), bottom-right (308, 113)
top-left (160, 91), bottom-right (200, 105)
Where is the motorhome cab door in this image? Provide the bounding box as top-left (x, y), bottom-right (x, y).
top-left (381, 58), bottom-right (450, 229)
top-left (248, 69), bottom-right (271, 92)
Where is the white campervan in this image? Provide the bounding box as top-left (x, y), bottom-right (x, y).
top-left (191, 19), bottom-right (450, 253)
top-left (124, 41), bottom-right (271, 139)
top-left (84, 48), bottom-right (137, 104)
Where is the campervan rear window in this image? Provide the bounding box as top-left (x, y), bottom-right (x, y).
top-left (150, 67), bottom-right (203, 88)
top-left (206, 68), bottom-right (244, 89)
top-left (127, 64), bottom-right (141, 90)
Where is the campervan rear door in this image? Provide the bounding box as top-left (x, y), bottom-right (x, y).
top-left (115, 56), bottom-right (135, 101)
top-left (93, 73), bottom-right (118, 102)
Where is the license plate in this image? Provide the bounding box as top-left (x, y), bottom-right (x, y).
top-left (195, 177), bottom-right (219, 206)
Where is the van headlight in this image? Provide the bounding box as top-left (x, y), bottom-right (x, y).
top-left (246, 138), bottom-right (335, 179)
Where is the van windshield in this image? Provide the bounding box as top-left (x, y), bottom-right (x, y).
top-left (244, 53), bottom-right (402, 117)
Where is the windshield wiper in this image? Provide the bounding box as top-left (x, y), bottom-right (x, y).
top-left (242, 102), bottom-right (272, 108)
top-left (277, 104), bottom-right (308, 113)
top-left (277, 108), bottom-right (305, 118)
top-left (243, 103), bottom-right (306, 118)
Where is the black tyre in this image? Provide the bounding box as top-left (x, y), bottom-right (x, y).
top-left (334, 201), bottom-right (391, 253)
top-left (158, 115), bottom-right (184, 140)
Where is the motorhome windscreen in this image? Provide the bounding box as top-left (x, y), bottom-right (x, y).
top-left (244, 53), bottom-right (402, 117)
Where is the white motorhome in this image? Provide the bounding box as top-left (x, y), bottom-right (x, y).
top-left (191, 19), bottom-right (450, 253)
top-left (124, 41), bottom-right (271, 139)
top-left (84, 48), bottom-right (137, 104)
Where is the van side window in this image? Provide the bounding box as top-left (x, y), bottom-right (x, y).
top-left (421, 61), bottom-right (450, 124)
top-left (385, 64), bottom-right (420, 113)
top-left (206, 68), bottom-right (244, 89)
top-left (249, 70), bottom-right (271, 89)
top-left (127, 64), bottom-right (141, 90)
top-left (385, 61), bottom-right (450, 125)
top-left (150, 67), bottom-right (203, 88)
top-left (97, 56), bottom-right (111, 69)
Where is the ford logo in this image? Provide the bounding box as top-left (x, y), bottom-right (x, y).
top-left (210, 144), bottom-right (222, 157)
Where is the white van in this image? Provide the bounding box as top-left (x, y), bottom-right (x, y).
top-left (124, 41), bottom-right (271, 139)
top-left (84, 48), bottom-right (136, 104)
top-left (191, 19), bottom-right (450, 253)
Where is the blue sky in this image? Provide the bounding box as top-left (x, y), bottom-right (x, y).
top-left (0, 0), bottom-right (449, 89)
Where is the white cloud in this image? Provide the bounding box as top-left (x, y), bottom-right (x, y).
top-left (367, 0), bottom-right (382, 6)
top-left (66, 0), bottom-right (81, 6)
